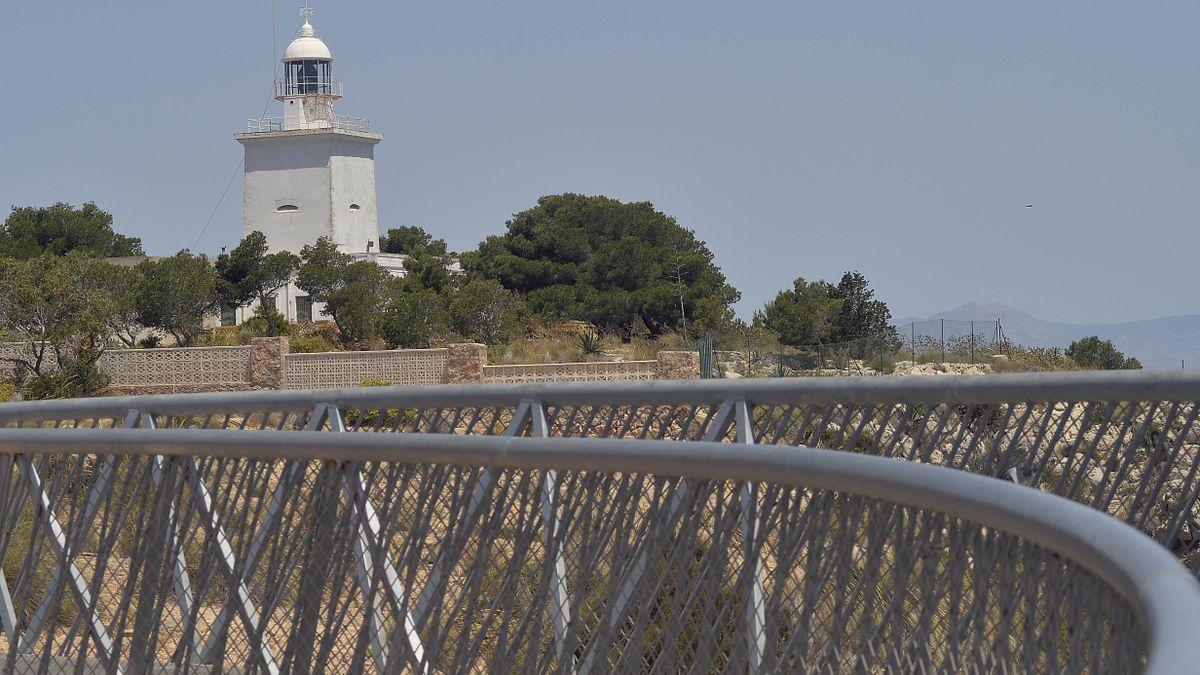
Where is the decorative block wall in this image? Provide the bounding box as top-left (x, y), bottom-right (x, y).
top-left (1, 341), bottom-right (698, 392)
top-left (482, 361), bottom-right (659, 384)
top-left (99, 346), bottom-right (254, 387)
top-left (282, 348), bottom-right (449, 389)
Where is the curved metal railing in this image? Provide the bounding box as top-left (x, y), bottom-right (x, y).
top-left (0, 375), bottom-right (1198, 671)
top-left (6, 371), bottom-right (1200, 571)
top-left (0, 426), bottom-right (1195, 673)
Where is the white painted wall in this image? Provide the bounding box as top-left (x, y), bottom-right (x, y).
top-left (237, 128), bottom-right (382, 256)
top-left (234, 128), bottom-right (385, 323)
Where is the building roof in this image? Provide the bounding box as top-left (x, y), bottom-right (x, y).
top-left (283, 19), bottom-right (332, 61)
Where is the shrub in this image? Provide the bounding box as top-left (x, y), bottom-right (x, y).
top-left (21, 354), bottom-right (110, 400)
top-left (236, 303), bottom-right (293, 341)
top-left (1066, 336), bottom-right (1142, 370)
top-left (576, 330), bottom-right (605, 358)
top-left (289, 332), bottom-right (339, 354)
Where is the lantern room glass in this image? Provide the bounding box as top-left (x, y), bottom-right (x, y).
top-left (285, 60), bottom-right (332, 95)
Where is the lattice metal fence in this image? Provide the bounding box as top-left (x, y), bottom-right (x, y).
top-left (2, 374), bottom-right (1200, 672)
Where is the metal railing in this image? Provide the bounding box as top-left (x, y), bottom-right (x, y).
top-left (0, 420), bottom-right (1195, 672)
top-left (274, 78), bottom-right (345, 98)
top-left (9, 371), bottom-right (1200, 569)
top-left (246, 114), bottom-right (372, 134)
top-left (0, 373), bottom-right (1199, 671)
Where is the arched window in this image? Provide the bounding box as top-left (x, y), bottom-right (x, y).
top-left (276, 204), bottom-right (300, 213)
top-left (349, 203), bottom-right (361, 211)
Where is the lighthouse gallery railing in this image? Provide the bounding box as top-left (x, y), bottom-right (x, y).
top-left (0, 373), bottom-right (1199, 672)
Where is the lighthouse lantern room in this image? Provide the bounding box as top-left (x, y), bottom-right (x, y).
top-left (277, 6), bottom-right (343, 130)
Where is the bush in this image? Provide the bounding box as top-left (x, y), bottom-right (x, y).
top-left (576, 330), bottom-right (605, 358)
top-left (21, 356), bottom-right (110, 400)
top-left (289, 332), bottom-right (339, 354)
top-left (236, 303), bottom-right (293, 341)
top-left (1066, 336), bottom-right (1141, 370)
top-left (991, 345), bottom-right (1077, 373)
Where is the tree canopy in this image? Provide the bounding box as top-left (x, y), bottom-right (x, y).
top-left (462, 194), bottom-right (738, 336)
top-left (382, 226), bottom-right (455, 294)
top-left (134, 251), bottom-right (221, 347)
top-left (296, 237), bottom-right (390, 345)
top-left (0, 253), bottom-right (128, 397)
top-left (215, 231), bottom-right (299, 337)
top-left (829, 272), bottom-right (896, 343)
top-left (1066, 336), bottom-right (1142, 370)
top-left (0, 203), bottom-right (143, 259)
top-left (756, 271), bottom-right (898, 347)
top-left (754, 278), bottom-right (841, 346)
top-left (447, 279), bottom-right (527, 346)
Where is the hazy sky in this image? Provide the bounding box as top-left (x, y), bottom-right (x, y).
top-left (2, 1), bottom-right (1196, 324)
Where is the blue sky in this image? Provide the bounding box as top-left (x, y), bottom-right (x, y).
top-left (2, 1), bottom-right (1196, 324)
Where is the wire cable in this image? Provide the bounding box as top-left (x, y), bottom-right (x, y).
top-left (192, 1), bottom-right (295, 252)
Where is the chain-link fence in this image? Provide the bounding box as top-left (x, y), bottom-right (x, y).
top-left (900, 319), bottom-right (1005, 366)
top-left (698, 320), bottom-right (1006, 378)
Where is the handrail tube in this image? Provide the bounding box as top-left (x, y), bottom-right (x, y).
top-left (0, 428), bottom-right (1197, 673)
top-left (5, 370), bottom-right (1200, 423)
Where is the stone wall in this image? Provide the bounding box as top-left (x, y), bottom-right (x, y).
top-left (446, 344), bottom-right (488, 384)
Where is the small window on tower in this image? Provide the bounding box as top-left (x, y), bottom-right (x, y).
top-left (276, 204), bottom-right (300, 213)
top-left (349, 204), bottom-right (361, 211)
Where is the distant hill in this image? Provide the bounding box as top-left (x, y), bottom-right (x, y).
top-left (895, 302), bottom-right (1200, 371)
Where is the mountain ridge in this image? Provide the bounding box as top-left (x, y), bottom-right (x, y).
top-left (895, 302), bottom-right (1200, 371)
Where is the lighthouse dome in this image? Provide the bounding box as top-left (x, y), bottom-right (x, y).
top-left (284, 19), bottom-right (332, 61)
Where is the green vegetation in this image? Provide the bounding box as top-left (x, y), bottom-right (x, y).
top-left (447, 279), bottom-right (528, 346)
top-left (0, 202), bottom-right (142, 259)
top-left (0, 253), bottom-right (126, 397)
top-left (297, 237), bottom-right (390, 346)
top-left (576, 330), bottom-right (605, 357)
top-left (755, 271), bottom-right (899, 347)
top-left (215, 231), bottom-right (300, 338)
top-left (134, 251), bottom-right (221, 347)
top-left (382, 288), bottom-right (448, 349)
top-left (463, 194), bottom-right (739, 338)
top-left (0, 197), bottom-right (1150, 399)
top-left (1066, 336), bottom-right (1142, 370)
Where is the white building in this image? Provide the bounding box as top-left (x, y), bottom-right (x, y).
top-left (229, 7), bottom-right (405, 325)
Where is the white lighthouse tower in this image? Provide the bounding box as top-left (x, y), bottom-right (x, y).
top-left (234, 5), bottom-right (386, 322)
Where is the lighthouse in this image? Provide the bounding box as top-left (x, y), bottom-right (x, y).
top-left (233, 5), bottom-right (386, 323)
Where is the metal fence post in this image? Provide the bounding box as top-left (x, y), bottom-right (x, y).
top-left (16, 456), bottom-right (117, 664)
top-left (531, 401), bottom-right (573, 669)
top-left (940, 318), bottom-right (945, 364)
top-left (129, 411), bottom-right (199, 653)
top-left (322, 405), bottom-right (428, 673)
top-left (736, 398), bottom-right (765, 672)
top-left (0, 455), bottom-right (15, 643)
top-left (911, 322), bottom-right (916, 363)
